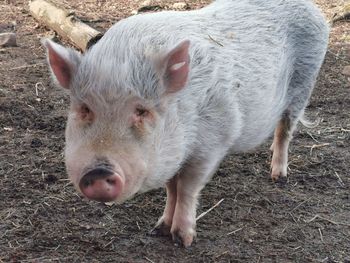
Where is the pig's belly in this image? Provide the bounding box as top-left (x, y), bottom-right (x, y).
top-left (231, 107), bottom-right (282, 152)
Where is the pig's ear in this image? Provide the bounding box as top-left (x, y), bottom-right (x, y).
top-left (41, 39), bottom-right (81, 89)
top-left (160, 40), bottom-right (190, 94)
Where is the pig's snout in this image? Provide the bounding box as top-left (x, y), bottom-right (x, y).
top-left (79, 168), bottom-right (123, 202)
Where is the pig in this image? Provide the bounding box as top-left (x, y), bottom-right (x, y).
top-left (42, 0), bottom-right (329, 247)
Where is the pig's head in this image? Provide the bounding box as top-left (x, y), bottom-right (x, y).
top-left (42, 38), bottom-right (190, 203)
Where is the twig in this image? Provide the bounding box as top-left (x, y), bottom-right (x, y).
top-left (334, 171), bottom-right (345, 187)
top-left (63, 182), bottom-right (73, 188)
top-left (35, 82), bottom-right (45, 97)
top-left (136, 221), bottom-right (141, 230)
top-left (196, 198), bottom-right (224, 221)
top-left (11, 222), bottom-right (20, 228)
top-left (306, 132), bottom-right (320, 143)
top-left (208, 35), bottom-right (224, 47)
top-left (214, 250), bottom-right (230, 259)
top-left (227, 227), bottom-right (243, 236)
top-left (290, 198), bottom-right (311, 212)
top-left (303, 143), bottom-right (330, 155)
top-left (103, 238), bottom-right (116, 248)
top-left (144, 257), bottom-right (155, 263)
top-left (9, 63), bottom-right (44, 71)
top-left (318, 228), bottom-right (324, 242)
top-left (44, 196), bottom-right (65, 202)
top-left (305, 214), bottom-right (350, 226)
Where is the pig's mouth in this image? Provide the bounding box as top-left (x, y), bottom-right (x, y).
top-left (77, 164), bottom-right (125, 203)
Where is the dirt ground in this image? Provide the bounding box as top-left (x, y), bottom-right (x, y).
top-left (0, 0), bottom-right (349, 262)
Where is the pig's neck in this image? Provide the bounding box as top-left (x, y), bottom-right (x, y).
top-left (142, 99), bottom-right (198, 191)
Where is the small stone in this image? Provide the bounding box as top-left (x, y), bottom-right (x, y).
top-left (141, 0), bottom-right (152, 7)
top-left (172, 2), bottom-right (188, 10)
top-left (342, 65), bottom-right (350, 76)
top-left (137, 4), bottom-right (162, 13)
top-left (0, 22), bottom-right (16, 32)
top-left (31, 138), bottom-right (43, 148)
top-left (0, 32), bottom-right (17, 47)
top-left (341, 34), bottom-right (350, 42)
top-left (131, 10), bottom-right (138, 15)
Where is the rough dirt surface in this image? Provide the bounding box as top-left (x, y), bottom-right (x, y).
top-left (1, 0), bottom-right (349, 262)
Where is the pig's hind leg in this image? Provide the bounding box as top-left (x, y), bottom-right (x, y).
top-left (270, 20), bottom-right (328, 181)
top-left (270, 112), bottom-right (296, 182)
top-left (270, 67), bottom-right (320, 182)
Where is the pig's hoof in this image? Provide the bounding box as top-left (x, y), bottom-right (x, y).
top-left (171, 229), bottom-right (195, 248)
top-left (271, 164), bottom-right (287, 183)
top-left (271, 173), bottom-right (288, 185)
top-left (276, 176), bottom-right (288, 186)
top-left (149, 222), bottom-right (171, 237)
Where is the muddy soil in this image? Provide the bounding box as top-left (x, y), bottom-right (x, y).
top-left (0, 0), bottom-right (349, 262)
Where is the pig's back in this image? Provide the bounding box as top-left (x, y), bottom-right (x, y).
top-left (89, 0), bottom-right (328, 151)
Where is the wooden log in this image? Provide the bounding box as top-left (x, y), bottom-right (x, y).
top-left (29, 0), bottom-right (103, 51)
top-left (331, 3), bottom-right (350, 24)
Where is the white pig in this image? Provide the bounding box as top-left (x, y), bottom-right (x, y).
top-left (43, 0), bottom-right (329, 247)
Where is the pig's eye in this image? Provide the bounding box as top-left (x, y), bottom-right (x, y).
top-left (131, 105), bottom-right (155, 133)
top-left (79, 104), bottom-right (94, 122)
top-left (135, 107), bottom-right (149, 117)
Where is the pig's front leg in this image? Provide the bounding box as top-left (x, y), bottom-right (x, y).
top-left (170, 155), bottom-right (225, 247)
top-left (151, 155), bottom-right (224, 247)
top-left (151, 175), bottom-right (178, 236)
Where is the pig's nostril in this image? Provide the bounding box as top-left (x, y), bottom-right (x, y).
top-left (79, 167), bottom-right (123, 202)
top-left (81, 178), bottom-right (93, 188)
top-left (80, 167), bottom-right (114, 189)
top-left (106, 178), bottom-right (116, 184)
